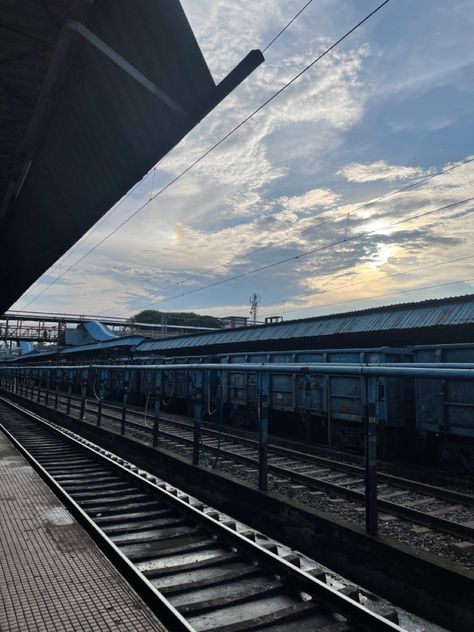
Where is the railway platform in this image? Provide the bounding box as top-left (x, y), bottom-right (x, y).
top-left (0, 430), bottom-right (168, 632)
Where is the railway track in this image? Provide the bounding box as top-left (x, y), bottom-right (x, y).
top-left (0, 397), bottom-right (402, 632)
top-left (5, 386), bottom-right (474, 545)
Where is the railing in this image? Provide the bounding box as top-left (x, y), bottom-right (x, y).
top-left (1, 362), bottom-right (472, 536)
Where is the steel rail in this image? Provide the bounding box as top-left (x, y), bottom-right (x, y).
top-left (0, 395), bottom-right (402, 632)
top-left (8, 383), bottom-right (474, 529)
top-left (63, 393), bottom-right (474, 508)
top-left (0, 399), bottom-right (194, 632)
top-left (155, 414), bottom-right (474, 507)
top-left (45, 391), bottom-right (474, 542)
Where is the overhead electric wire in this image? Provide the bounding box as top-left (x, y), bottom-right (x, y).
top-left (117, 196), bottom-right (474, 310)
top-left (275, 252), bottom-right (474, 316)
top-left (262, 0), bottom-right (314, 52)
top-left (279, 276), bottom-right (474, 318)
top-left (20, 166), bottom-right (159, 304)
top-left (20, 0), bottom-right (393, 311)
top-left (22, 1), bottom-right (313, 300)
top-left (113, 155), bottom-right (474, 316)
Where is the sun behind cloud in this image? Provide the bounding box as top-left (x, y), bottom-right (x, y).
top-left (366, 243), bottom-right (400, 269)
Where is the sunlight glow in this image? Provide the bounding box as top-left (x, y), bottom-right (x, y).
top-left (366, 243), bottom-right (399, 269)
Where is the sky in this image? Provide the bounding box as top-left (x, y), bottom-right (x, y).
top-left (13, 0), bottom-right (474, 321)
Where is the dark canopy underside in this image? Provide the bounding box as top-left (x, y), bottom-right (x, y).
top-left (0, 0), bottom-right (263, 313)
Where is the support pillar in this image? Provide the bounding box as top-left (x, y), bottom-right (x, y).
top-left (259, 372), bottom-right (270, 492)
top-left (364, 376), bottom-right (378, 535)
top-left (192, 371), bottom-right (203, 465)
top-left (79, 367), bottom-right (88, 420)
top-left (121, 369), bottom-right (129, 435)
top-left (153, 371), bottom-right (162, 448)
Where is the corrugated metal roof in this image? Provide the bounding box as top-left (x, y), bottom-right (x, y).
top-left (61, 336), bottom-right (144, 355)
top-left (82, 320), bottom-right (119, 342)
top-left (3, 335), bottom-right (144, 363)
top-left (134, 295), bottom-right (474, 353)
top-left (5, 348), bottom-right (59, 363)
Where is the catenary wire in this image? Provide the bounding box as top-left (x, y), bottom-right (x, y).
top-left (20, 0), bottom-right (392, 311)
top-left (113, 156), bottom-right (474, 316)
top-left (272, 252), bottom-right (474, 316)
top-left (20, 166), bottom-right (160, 302)
top-left (279, 276), bottom-right (474, 318)
top-left (22, 1), bottom-right (314, 298)
top-left (117, 196), bottom-right (474, 310)
top-left (262, 0), bottom-right (314, 52)
top-left (9, 255), bottom-right (474, 323)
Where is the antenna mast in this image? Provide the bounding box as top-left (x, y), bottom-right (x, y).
top-left (249, 292), bottom-right (261, 325)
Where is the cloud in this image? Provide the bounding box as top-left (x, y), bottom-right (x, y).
top-left (337, 160), bottom-right (428, 183)
top-left (279, 187), bottom-right (340, 211)
top-left (11, 1), bottom-right (474, 320)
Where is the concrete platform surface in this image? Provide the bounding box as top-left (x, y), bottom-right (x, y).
top-left (0, 430), bottom-right (168, 632)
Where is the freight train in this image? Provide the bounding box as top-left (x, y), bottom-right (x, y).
top-left (128, 344), bottom-right (472, 472)
top-left (2, 342), bottom-right (474, 473)
top-left (134, 347), bottom-right (414, 457)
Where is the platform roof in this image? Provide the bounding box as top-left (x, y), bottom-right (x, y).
top-left (134, 294), bottom-right (474, 354)
top-left (0, 0), bottom-right (263, 313)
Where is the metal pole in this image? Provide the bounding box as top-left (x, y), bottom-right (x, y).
top-left (45, 370), bottom-right (50, 406)
top-left (97, 369), bottom-right (104, 426)
top-left (364, 376), bottom-right (378, 535)
top-left (258, 372), bottom-right (270, 491)
top-left (66, 370), bottom-right (73, 414)
top-left (37, 369), bottom-right (41, 403)
top-left (217, 370), bottom-right (224, 427)
top-left (192, 370), bottom-right (203, 465)
top-left (54, 369), bottom-right (60, 409)
top-left (153, 371), bottom-right (161, 448)
top-left (121, 369), bottom-right (129, 435)
top-left (80, 367), bottom-right (88, 419)
top-left (6, 362), bottom-right (474, 380)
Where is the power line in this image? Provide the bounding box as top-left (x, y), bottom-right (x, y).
top-left (20, 166), bottom-right (159, 303)
top-left (20, 0), bottom-right (393, 310)
top-left (114, 155), bottom-right (474, 315)
top-left (279, 276), bottom-right (474, 319)
top-left (119, 196), bottom-right (474, 311)
top-left (23, 1), bottom-right (313, 299)
top-left (263, 0), bottom-right (314, 52)
top-left (275, 252), bottom-right (474, 316)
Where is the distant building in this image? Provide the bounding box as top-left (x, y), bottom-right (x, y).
top-left (221, 316), bottom-right (249, 329)
top-left (265, 316), bottom-right (283, 324)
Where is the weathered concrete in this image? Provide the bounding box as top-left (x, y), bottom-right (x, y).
top-left (3, 391), bottom-right (474, 632)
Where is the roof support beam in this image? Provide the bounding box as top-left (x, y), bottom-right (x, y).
top-left (65, 20), bottom-right (188, 119)
top-left (0, 1), bottom-right (95, 221)
top-left (212, 49), bottom-right (265, 108)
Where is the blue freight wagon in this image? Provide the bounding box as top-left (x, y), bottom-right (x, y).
top-left (414, 343), bottom-right (474, 472)
top-left (153, 347), bottom-right (414, 455)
